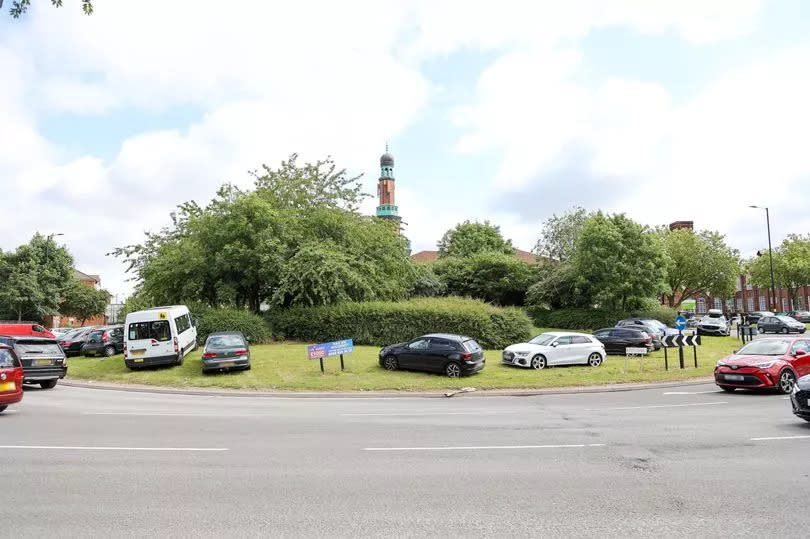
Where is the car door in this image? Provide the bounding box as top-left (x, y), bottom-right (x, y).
top-left (424, 338), bottom-right (456, 373)
top-left (112, 327), bottom-right (125, 352)
top-left (790, 340), bottom-right (810, 376)
top-left (549, 336), bottom-right (573, 365)
top-left (569, 335), bottom-right (594, 364)
top-left (399, 338), bottom-right (430, 369)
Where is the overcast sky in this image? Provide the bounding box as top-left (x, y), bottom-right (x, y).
top-left (2, 0), bottom-right (809, 298)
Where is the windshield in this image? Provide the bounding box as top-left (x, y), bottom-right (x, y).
top-left (529, 334), bottom-right (557, 346)
top-left (737, 339), bottom-right (791, 356)
top-left (16, 342), bottom-right (64, 356)
top-left (778, 316), bottom-right (797, 323)
top-left (462, 340), bottom-right (482, 353)
top-left (207, 335), bottom-right (246, 348)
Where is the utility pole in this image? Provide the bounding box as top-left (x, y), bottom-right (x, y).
top-left (749, 206), bottom-right (778, 311)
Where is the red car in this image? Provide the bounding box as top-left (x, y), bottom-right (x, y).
top-left (0, 344), bottom-right (24, 413)
top-left (715, 337), bottom-right (810, 393)
top-left (0, 322), bottom-right (55, 339)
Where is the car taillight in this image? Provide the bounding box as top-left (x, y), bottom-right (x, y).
top-left (173, 337), bottom-right (179, 353)
top-left (202, 352), bottom-right (217, 359)
top-left (62, 341), bottom-right (72, 346)
top-left (461, 352), bottom-right (473, 361)
top-left (644, 336), bottom-right (651, 342)
top-left (102, 331), bottom-right (109, 341)
top-left (234, 349), bottom-right (248, 356)
top-left (123, 342), bottom-right (127, 358)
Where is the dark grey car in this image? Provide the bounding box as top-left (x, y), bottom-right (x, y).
top-left (201, 332), bottom-right (251, 373)
top-left (758, 315), bottom-right (806, 335)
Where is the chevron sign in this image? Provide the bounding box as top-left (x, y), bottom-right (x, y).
top-left (662, 335), bottom-right (701, 347)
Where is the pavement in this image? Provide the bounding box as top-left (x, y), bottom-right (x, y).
top-left (3, 382), bottom-right (810, 537)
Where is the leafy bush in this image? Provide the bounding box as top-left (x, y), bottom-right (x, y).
top-left (528, 305), bottom-right (680, 330)
top-left (433, 252), bottom-right (532, 306)
top-left (265, 297), bottom-right (532, 349)
top-left (191, 306), bottom-right (271, 344)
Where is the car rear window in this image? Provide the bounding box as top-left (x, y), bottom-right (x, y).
top-left (15, 342), bottom-right (64, 356)
top-left (0, 349), bottom-right (20, 368)
top-left (206, 335), bottom-right (245, 348)
top-left (462, 340), bottom-right (482, 353)
top-left (128, 320), bottom-right (171, 342)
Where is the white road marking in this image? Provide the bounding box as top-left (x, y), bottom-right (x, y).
top-left (750, 435), bottom-right (810, 441)
top-left (586, 401), bottom-right (728, 411)
top-left (0, 445), bottom-right (228, 451)
top-left (364, 443), bottom-right (606, 451)
top-left (342, 411), bottom-right (516, 417)
top-left (663, 391), bottom-right (719, 395)
top-left (83, 412), bottom-right (235, 417)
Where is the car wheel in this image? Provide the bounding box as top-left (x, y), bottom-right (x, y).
top-left (587, 353), bottom-right (603, 367)
top-left (777, 369), bottom-right (796, 394)
top-left (720, 386), bottom-right (736, 393)
top-left (175, 353), bottom-right (184, 366)
top-left (445, 362), bottom-right (462, 378)
top-left (530, 355), bottom-right (547, 370)
top-left (758, 327), bottom-right (766, 334)
top-left (40, 380), bottom-right (58, 390)
top-left (104, 345), bottom-right (115, 357)
top-left (780, 327), bottom-right (789, 334)
top-left (245, 363), bottom-right (251, 371)
top-left (383, 356), bottom-right (398, 371)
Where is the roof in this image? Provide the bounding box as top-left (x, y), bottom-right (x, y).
top-left (410, 248), bottom-right (541, 264)
top-left (422, 333), bottom-right (471, 341)
top-left (536, 331), bottom-right (593, 337)
top-left (73, 269), bottom-right (100, 283)
top-left (207, 331), bottom-right (245, 337)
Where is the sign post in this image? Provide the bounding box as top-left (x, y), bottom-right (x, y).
top-left (307, 339), bottom-right (354, 374)
top-left (662, 334), bottom-right (701, 370)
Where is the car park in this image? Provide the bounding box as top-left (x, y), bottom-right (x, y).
top-left (787, 311), bottom-right (810, 323)
top-left (757, 315), bottom-right (806, 334)
top-left (502, 332), bottom-right (605, 369)
top-left (201, 332), bottom-right (251, 373)
top-left (0, 345), bottom-right (24, 413)
top-left (82, 325), bottom-right (125, 357)
top-left (0, 336), bottom-right (68, 389)
top-left (697, 315), bottom-right (730, 336)
top-left (0, 322), bottom-right (55, 338)
top-left (714, 337), bottom-right (810, 394)
top-left (124, 305), bottom-right (197, 370)
top-left (592, 328), bottom-right (654, 355)
top-left (379, 334), bottom-right (485, 377)
top-left (615, 319), bottom-right (663, 349)
top-left (58, 327), bottom-right (97, 357)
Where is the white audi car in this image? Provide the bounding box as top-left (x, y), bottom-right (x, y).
top-left (502, 332), bottom-right (606, 369)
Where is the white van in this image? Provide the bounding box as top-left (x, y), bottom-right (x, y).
top-left (124, 305), bottom-right (197, 370)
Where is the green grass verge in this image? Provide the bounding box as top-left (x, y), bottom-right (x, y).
top-left (65, 331), bottom-right (742, 391)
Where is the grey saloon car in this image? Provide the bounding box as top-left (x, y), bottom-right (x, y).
top-left (201, 332), bottom-right (251, 373)
top-left (758, 315), bottom-right (806, 335)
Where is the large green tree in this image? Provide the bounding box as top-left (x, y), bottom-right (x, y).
top-left (5, 0), bottom-right (93, 17)
top-left (59, 278), bottom-right (111, 325)
top-left (747, 234), bottom-right (810, 308)
top-left (433, 252), bottom-right (532, 306)
top-left (533, 206), bottom-right (591, 262)
top-left (114, 155), bottom-right (414, 313)
top-left (572, 213), bottom-right (669, 311)
top-left (660, 228), bottom-right (740, 307)
top-left (437, 220), bottom-right (514, 258)
top-left (0, 234), bottom-right (74, 321)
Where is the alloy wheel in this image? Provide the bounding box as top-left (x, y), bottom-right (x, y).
top-left (778, 370), bottom-right (796, 394)
top-left (445, 362), bottom-right (462, 378)
top-left (588, 353), bottom-right (603, 367)
top-left (531, 355), bottom-right (546, 370)
top-left (383, 356), bottom-right (398, 371)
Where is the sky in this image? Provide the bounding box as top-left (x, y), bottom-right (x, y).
top-left (1, 0), bottom-right (809, 299)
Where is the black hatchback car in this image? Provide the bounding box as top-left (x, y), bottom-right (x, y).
top-left (0, 335), bottom-right (68, 389)
top-left (592, 328), bottom-right (654, 355)
top-left (58, 327), bottom-right (97, 357)
top-left (790, 374), bottom-right (810, 422)
top-left (758, 315), bottom-right (806, 334)
top-left (379, 334), bottom-right (485, 377)
top-left (82, 325), bottom-right (125, 357)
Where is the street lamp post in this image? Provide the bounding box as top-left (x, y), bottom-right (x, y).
top-left (749, 206), bottom-right (778, 312)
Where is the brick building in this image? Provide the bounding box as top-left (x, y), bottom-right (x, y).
top-left (410, 248), bottom-right (540, 265)
top-left (45, 269), bottom-right (108, 329)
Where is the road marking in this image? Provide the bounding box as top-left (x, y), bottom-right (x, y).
top-left (83, 412), bottom-right (231, 417)
top-left (663, 391), bottom-right (719, 395)
top-left (0, 445), bottom-right (228, 451)
top-left (342, 411), bottom-right (516, 417)
top-left (364, 443), bottom-right (606, 451)
top-left (750, 435), bottom-right (810, 441)
top-left (586, 401), bottom-right (728, 411)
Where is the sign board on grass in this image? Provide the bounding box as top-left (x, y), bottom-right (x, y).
top-left (307, 339), bottom-right (354, 360)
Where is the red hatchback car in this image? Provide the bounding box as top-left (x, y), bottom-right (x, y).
top-left (715, 337), bottom-right (810, 394)
top-left (0, 345), bottom-right (24, 413)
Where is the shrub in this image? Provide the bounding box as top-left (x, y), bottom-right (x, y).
top-left (265, 297), bottom-right (532, 349)
top-left (191, 306), bottom-right (271, 344)
top-left (527, 305), bottom-right (680, 330)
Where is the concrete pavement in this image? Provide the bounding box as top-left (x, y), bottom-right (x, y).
top-left (2, 383), bottom-right (810, 537)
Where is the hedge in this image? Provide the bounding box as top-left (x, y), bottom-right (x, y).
top-left (192, 306), bottom-right (272, 344)
top-left (265, 297), bottom-right (533, 350)
top-left (528, 305), bottom-right (679, 331)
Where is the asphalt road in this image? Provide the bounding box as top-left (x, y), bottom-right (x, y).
top-left (2, 382), bottom-right (810, 538)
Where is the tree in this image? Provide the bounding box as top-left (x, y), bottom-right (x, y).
top-left (5, 0), bottom-right (93, 18)
top-left (525, 262), bottom-right (588, 310)
top-left (59, 278), bottom-right (111, 325)
top-left (437, 220), bottom-right (514, 258)
top-left (572, 213), bottom-right (668, 311)
top-left (0, 234), bottom-right (74, 321)
top-left (747, 234), bottom-right (810, 308)
top-left (660, 228), bottom-right (740, 307)
top-left (434, 252), bottom-right (532, 306)
top-left (534, 206), bottom-right (591, 262)
top-left (408, 264), bottom-right (445, 298)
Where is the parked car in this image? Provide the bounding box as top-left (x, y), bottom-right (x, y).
top-left (715, 337), bottom-right (810, 393)
top-left (379, 334), bottom-right (485, 377)
top-left (615, 319), bottom-right (663, 349)
top-left (757, 315), bottom-right (806, 334)
top-left (592, 328), bottom-right (654, 355)
top-left (124, 305), bottom-right (197, 370)
top-left (745, 311), bottom-right (773, 324)
top-left (58, 327), bottom-right (97, 357)
top-left (697, 315), bottom-right (730, 336)
top-left (788, 311), bottom-right (810, 323)
top-left (201, 331), bottom-right (251, 373)
top-left (0, 336), bottom-right (68, 389)
top-left (502, 332), bottom-right (605, 369)
top-left (790, 373), bottom-right (810, 422)
top-left (50, 328), bottom-right (72, 338)
top-left (0, 322), bottom-right (54, 338)
top-left (82, 325), bottom-right (125, 357)
top-left (0, 345), bottom-right (24, 413)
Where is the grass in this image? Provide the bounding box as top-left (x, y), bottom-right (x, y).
top-left (64, 330), bottom-right (744, 392)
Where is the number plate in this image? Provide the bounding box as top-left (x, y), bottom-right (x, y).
top-left (724, 374), bottom-right (744, 381)
top-left (33, 359), bottom-right (53, 366)
top-left (130, 349), bottom-right (145, 356)
top-left (0, 381), bottom-right (16, 392)
top-left (221, 362), bottom-right (235, 368)
top-left (134, 358), bottom-right (144, 363)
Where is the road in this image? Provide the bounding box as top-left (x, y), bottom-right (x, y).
top-left (2, 382), bottom-right (810, 538)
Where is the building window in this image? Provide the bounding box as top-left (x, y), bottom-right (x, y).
top-left (736, 298), bottom-right (743, 311)
top-left (783, 297), bottom-right (789, 312)
top-left (726, 299), bottom-right (735, 312)
top-left (798, 296), bottom-right (805, 309)
top-left (747, 297), bottom-right (755, 312)
top-left (759, 296), bottom-right (767, 311)
top-left (746, 281), bottom-right (753, 290)
top-left (713, 298), bottom-right (723, 310)
top-left (697, 297), bottom-right (707, 314)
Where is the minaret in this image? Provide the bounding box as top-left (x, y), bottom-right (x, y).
top-left (375, 145), bottom-right (401, 223)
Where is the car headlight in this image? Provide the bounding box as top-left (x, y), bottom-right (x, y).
top-left (752, 360), bottom-right (777, 369)
top-left (514, 351), bottom-right (529, 357)
top-left (716, 361), bottom-right (726, 367)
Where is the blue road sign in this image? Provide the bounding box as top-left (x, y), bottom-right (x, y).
top-left (307, 339), bottom-right (354, 360)
top-left (675, 315), bottom-right (687, 331)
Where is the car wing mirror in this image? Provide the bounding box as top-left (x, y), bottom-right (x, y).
top-left (795, 350), bottom-right (807, 357)
top-left (551, 342), bottom-right (559, 347)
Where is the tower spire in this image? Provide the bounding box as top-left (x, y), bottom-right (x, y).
top-left (376, 146), bottom-right (400, 222)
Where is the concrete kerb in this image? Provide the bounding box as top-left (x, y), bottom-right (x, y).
top-left (60, 377), bottom-right (716, 399)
